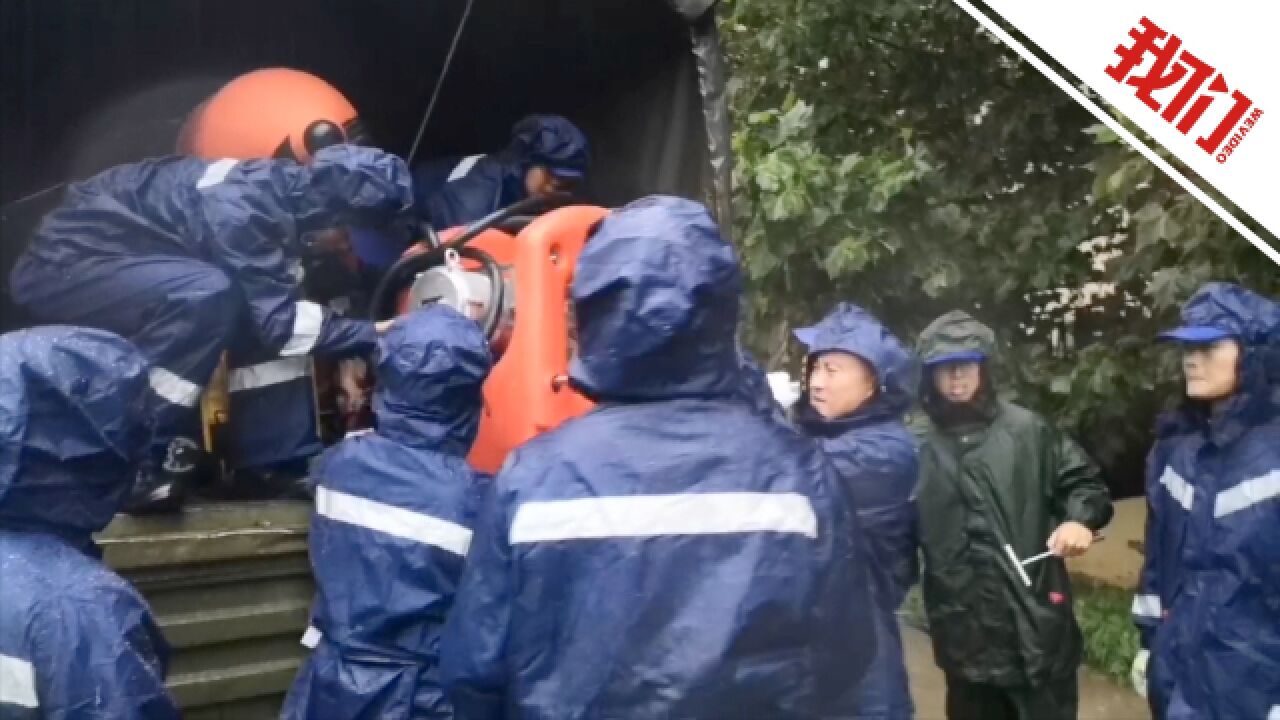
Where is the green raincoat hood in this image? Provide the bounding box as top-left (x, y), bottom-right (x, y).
top-left (917, 311), bottom-right (1001, 424)
top-left (916, 310), bottom-right (997, 364)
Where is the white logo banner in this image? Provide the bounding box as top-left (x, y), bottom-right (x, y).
top-left (959, 1), bottom-right (1280, 264)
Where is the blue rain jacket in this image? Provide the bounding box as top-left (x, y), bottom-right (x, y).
top-left (439, 196), bottom-right (877, 720)
top-left (794, 303), bottom-right (919, 720)
top-left (10, 144), bottom-right (415, 360)
top-left (413, 115), bottom-right (590, 231)
top-left (735, 343), bottom-right (791, 424)
top-left (1133, 283), bottom-right (1280, 720)
top-left (282, 305), bottom-right (492, 720)
top-left (0, 327), bottom-right (178, 719)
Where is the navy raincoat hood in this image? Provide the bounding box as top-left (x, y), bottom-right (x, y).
top-left (373, 305), bottom-right (491, 455)
top-left (0, 326), bottom-right (152, 537)
top-left (569, 195), bottom-right (741, 401)
top-left (1162, 282), bottom-right (1279, 387)
top-left (1154, 283), bottom-right (1279, 438)
top-left (504, 115), bottom-right (591, 178)
top-left (0, 327), bottom-right (179, 718)
top-left (1162, 281), bottom-right (1280, 344)
top-left (794, 301), bottom-right (916, 425)
top-left (1136, 283), bottom-right (1280, 720)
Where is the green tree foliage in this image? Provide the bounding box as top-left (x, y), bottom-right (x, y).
top-left (722, 0), bottom-right (1279, 492)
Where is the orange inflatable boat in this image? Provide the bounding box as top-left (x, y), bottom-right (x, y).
top-left (389, 205), bottom-right (606, 474)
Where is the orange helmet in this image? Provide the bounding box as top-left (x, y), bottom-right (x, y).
top-left (178, 68), bottom-right (368, 162)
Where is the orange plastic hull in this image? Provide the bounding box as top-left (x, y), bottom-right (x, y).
top-left (399, 206), bottom-right (606, 474)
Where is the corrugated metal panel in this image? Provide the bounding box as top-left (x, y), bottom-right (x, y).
top-left (98, 501), bottom-right (314, 718)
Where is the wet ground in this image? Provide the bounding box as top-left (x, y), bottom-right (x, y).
top-left (1065, 497), bottom-right (1146, 589)
top-left (902, 623), bottom-right (1151, 720)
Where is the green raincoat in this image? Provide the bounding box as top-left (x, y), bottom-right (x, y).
top-left (915, 311), bottom-right (1113, 686)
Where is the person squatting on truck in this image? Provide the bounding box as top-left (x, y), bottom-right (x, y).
top-left (411, 115), bottom-right (591, 232)
top-left (282, 305), bottom-right (493, 720)
top-left (0, 327), bottom-right (181, 719)
top-left (349, 115), bottom-right (592, 276)
top-left (1131, 283), bottom-right (1280, 720)
top-left (438, 197), bottom-right (880, 719)
top-left (7, 144), bottom-right (415, 514)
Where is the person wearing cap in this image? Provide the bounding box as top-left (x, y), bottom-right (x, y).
top-left (914, 310), bottom-right (1112, 720)
top-left (282, 305), bottom-right (492, 720)
top-left (411, 115), bottom-right (590, 232)
top-left (791, 303), bottom-right (919, 719)
top-left (343, 115), bottom-right (591, 292)
top-left (438, 196), bottom-right (878, 719)
top-left (0, 326), bottom-right (180, 718)
top-left (8, 147), bottom-right (413, 513)
top-left (1130, 283), bottom-right (1279, 720)
top-left (10, 65), bottom-right (418, 515)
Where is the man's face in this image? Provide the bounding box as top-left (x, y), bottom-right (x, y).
top-left (932, 361), bottom-right (983, 404)
top-left (524, 165), bottom-right (578, 199)
top-left (1182, 338), bottom-right (1240, 401)
top-left (808, 351), bottom-right (877, 420)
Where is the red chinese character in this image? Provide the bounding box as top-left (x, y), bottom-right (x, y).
top-left (1106, 18), bottom-right (1218, 122)
top-left (1105, 17), bottom-right (1169, 84)
top-left (1197, 89), bottom-right (1254, 154)
top-left (1159, 50), bottom-right (1216, 125)
top-left (1178, 73), bottom-right (1231, 135)
top-left (1120, 30), bottom-right (1186, 111)
top-left (1107, 17), bottom-right (1259, 156)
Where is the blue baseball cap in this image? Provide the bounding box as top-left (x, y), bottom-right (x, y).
top-left (1157, 326), bottom-right (1234, 344)
top-left (1158, 283), bottom-right (1278, 346)
top-left (793, 326), bottom-right (820, 349)
top-left (922, 349), bottom-right (987, 367)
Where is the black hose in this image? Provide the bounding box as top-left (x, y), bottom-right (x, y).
top-left (368, 243), bottom-right (451, 322)
top-left (440, 193), bottom-right (571, 253)
top-left (468, 245), bottom-right (505, 339)
top-left (369, 194), bottom-right (571, 321)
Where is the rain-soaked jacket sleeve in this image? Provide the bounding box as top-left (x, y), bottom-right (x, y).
top-left (440, 466), bottom-right (514, 720)
top-left (734, 345), bottom-right (789, 424)
top-left (1048, 428), bottom-right (1112, 532)
top-left (822, 434), bottom-right (919, 603)
top-left (420, 158), bottom-right (507, 233)
top-left (198, 145), bottom-right (414, 358)
top-left (810, 475), bottom-right (881, 712)
top-left (29, 591), bottom-right (178, 719)
top-left (1133, 445), bottom-right (1167, 649)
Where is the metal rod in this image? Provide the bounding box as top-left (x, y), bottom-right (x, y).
top-left (1004, 544), bottom-right (1034, 587)
top-left (1021, 550), bottom-right (1055, 567)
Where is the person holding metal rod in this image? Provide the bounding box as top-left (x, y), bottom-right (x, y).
top-left (913, 310), bottom-right (1113, 720)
